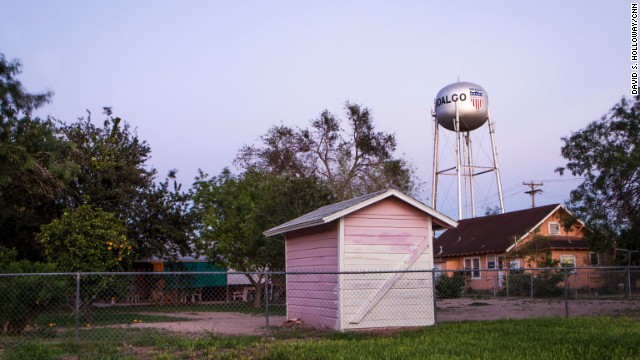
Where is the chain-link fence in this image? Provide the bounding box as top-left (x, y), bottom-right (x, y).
top-left (1, 267), bottom-right (639, 344)
top-left (433, 266), bottom-right (640, 322)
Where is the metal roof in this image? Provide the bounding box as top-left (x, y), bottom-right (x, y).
top-left (264, 189), bottom-right (457, 237)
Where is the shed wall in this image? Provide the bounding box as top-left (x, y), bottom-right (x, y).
top-left (340, 198), bottom-right (435, 329)
top-left (286, 223), bottom-right (339, 329)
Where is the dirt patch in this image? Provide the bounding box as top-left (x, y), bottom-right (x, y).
top-left (436, 298), bottom-right (640, 322)
top-left (111, 312), bottom-right (286, 335)
top-left (99, 299), bottom-right (640, 336)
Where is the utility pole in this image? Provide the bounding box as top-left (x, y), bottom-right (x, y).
top-left (523, 181), bottom-right (543, 208)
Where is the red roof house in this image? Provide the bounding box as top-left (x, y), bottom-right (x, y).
top-left (433, 204), bottom-right (593, 291)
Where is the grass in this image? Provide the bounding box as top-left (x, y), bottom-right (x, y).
top-left (267, 317), bottom-right (640, 359)
top-left (2, 316), bottom-right (640, 359)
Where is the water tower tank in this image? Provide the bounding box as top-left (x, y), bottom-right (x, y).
top-left (434, 82), bottom-right (489, 132)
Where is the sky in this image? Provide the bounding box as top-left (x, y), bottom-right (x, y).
top-left (0, 1), bottom-right (631, 220)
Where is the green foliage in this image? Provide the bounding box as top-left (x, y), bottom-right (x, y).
top-left (506, 270), bottom-right (532, 296)
top-left (235, 102), bottom-right (421, 201)
top-left (0, 247), bottom-right (67, 335)
top-left (434, 272), bottom-right (465, 298)
top-left (509, 234), bottom-right (560, 268)
top-left (60, 110), bottom-right (194, 260)
top-left (505, 269), bottom-right (563, 298)
top-left (37, 204), bottom-right (133, 272)
top-left (0, 54), bottom-right (78, 260)
top-left (193, 169), bottom-right (332, 272)
top-left (192, 169), bottom-right (332, 306)
top-left (557, 95), bottom-right (640, 263)
top-left (36, 206), bottom-right (137, 322)
top-left (1, 54), bottom-right (194, 263)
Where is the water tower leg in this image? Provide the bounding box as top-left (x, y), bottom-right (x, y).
top-left (455, 105), bottom-right (463, 220)
top-left (466, 132), bottom-right (476, 218)
top-left (487, 110), bottom-right (505, 213)
top-left (431, 116), bottom-right (439, 209)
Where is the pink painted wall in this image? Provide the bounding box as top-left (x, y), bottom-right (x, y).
top-left (285, 222), bottom-right (339, 329)
top-left (343, 198), bottom-right (432, 270)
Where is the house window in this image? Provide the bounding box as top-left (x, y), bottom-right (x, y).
top-left (464, 257), bottom-right (481, 279)
top-left (589, 252), bottom-right (599, 266)
top-left (433, 264), bottom-right (443, 280)
top-left (560, 255), bottom-right (576, 272)
top-left (549, 222), bottom-right (561, 235)
top-left (487, 255), bottom-right (496, 269)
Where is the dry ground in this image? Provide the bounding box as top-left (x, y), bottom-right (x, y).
top-left (105, 298), bottom-right (640, 335)
top-left (436, 297), bottom-right (640, 322)
top-left (111, 312), bottom-right (286, 335)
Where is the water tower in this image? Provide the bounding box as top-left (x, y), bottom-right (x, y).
top-left (431, 82), bottom-right (504, 220)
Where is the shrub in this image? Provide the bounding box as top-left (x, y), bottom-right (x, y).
top-left (0, 247), bottom-right (68, 335)
top-left (506, 270), bottom-right (532, 296)
top-left (506, 270), bottom-right (563, 297)
top-left (533, 270), bottom-right (564, 297)
top-left (435, 272), bottom-right (465, 298)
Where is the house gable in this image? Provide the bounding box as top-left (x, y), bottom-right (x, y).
top-left (506, 205), bottom-right (584, 252)
top-left (264, 189), bottom-right (457, 237)
top-left (434, 204), bottom-right (583, 258)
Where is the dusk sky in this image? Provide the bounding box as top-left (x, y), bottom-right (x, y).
top-left (1, 1), bottom-right (630, 219)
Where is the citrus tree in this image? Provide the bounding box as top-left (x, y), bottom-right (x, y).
top-left (37, 205), bottom-right (134, 322)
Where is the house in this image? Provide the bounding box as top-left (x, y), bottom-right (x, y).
top-left (433, 204), bottom-right (596, 291)
top-left (264, 189), bottom-right (457, 330)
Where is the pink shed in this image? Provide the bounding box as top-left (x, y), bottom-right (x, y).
top-left (265, 189), bottom-right (457, 330)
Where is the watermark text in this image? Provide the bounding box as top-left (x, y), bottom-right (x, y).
top-left (632, 3), bottom-right (638, 94)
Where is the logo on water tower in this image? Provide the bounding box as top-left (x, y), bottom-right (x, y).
top-left (469, 87), bottom-right (483, 111)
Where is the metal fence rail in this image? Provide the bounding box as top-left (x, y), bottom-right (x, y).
top-left (0, 266), bottom-right (638, 343)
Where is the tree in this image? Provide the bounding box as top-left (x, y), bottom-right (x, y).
top-left (192, 168), bottom-right (332, 307)
top-left (136, 170), bottom-right (196, 260)
top-left (556, 95), bottom-right (640, 264)
top-left (37, 204), bottom-right (134, 323)
top-left (61, 109), bottom-right (193, 260)
top-left (61, 108), bottom-right (155, 220)
top-left (236, 102), bottom-right (420, 201)
top-left (0, 53), bottom-right (193, 263)
top-left (37, 205), bottom-right (133, 272)
top-left (559, 96), bottom-right (640, 261)
top-left (0, 53), bottom-right (78, 260)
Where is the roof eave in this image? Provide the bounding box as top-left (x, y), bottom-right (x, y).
top-left (263, 219), bottom-right (327, 237)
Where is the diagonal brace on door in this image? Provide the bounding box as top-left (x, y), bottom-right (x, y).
top-left (348, 236), bottom-right (430, 324)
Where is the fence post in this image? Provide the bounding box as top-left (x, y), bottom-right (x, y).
top-left (75, 272), bottom-right (81, 341)
top-left (506, 271), bottom-right (509, 298)
top-left (493, 271), bottom-right (497, 298)
top-left (264, 271), bottom-right (270, 335)
top-left (563, 271), bottom-right (569, 318)
top-left (530, 272), bottom-right (534, 298)
top-left (627, 266), bottom-right (632, 300)
top-left (432, 269), bottom-right (437, 324)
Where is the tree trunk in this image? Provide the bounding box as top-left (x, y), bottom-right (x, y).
top-left (244, 273), bottom-right (264, 309)
top-left (253, 285), bottom-right (263, 308)
top-left (83, 301), bottom-right (94, 324)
